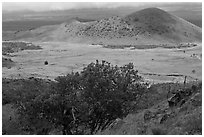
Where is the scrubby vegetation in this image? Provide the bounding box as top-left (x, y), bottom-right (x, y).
top-left (2, 41), bottom-right (42, 55)
top-left (102, 43), bottom-right (198, 50)
top-left (98, 81), bottom-right (202, 135)
top-left (2, 60), bottom-right (202, 135)
top-left (3, 61), bottom-right (145, 134)
top-left (2, 41), bottom-right (42, 69)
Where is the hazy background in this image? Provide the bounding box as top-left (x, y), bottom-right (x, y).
top-left (2, 2), bottom-right (202, 12)
top-left (2, 2), bottom-right (202, 31)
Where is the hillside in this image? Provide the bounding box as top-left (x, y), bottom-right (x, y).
top-left (97, 82), bottom-right (202, 135)
top-left (123, 8), bottom-right (201, 43)
top-left (2, 77), bottom-right (202, 135)
top-left (3, 5), bottom-right (202, 31)
top-left (3, 8), bottom-right (202, 47)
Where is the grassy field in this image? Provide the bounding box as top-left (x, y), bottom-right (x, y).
top-left (2, 42), bottom-right (201, 83)
top-left (2, 41), bottom-right (42, 69)
top-left (2, 41), bottom-right (42, 55)
top-left (102, 43), bottom-right (198, 50)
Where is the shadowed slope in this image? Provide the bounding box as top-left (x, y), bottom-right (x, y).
top-left (123, 7), bottom-right (201, 43)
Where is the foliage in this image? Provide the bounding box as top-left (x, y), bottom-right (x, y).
top-left (12, 79), bottom-right (55, 134)
top-left (2, 78), bottom-right (51, 105)
top-left (80, 60), bottom-right (144, 133)
top-left (12, 60), bottom-right (145, 134)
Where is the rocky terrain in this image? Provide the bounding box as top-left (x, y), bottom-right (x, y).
top-left (97, 82), bottom-right (202, 135)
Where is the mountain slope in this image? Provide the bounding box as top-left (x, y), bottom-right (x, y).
top-left (122, 7), bottom-right (201, 44)
top-left (4, 8), bottom-right (202, 46)
top-left (97, 82), bottom-right (202, 135)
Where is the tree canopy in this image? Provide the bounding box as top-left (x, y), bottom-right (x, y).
top-left (14, 60), bottom-right (146, 134)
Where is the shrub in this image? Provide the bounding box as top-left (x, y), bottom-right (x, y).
top-left (192, 70), bottom-right (196, 73)
top-left (13, 60), bottom-right (146, 134)
top-left (80, 60), bottom-right (145, 133)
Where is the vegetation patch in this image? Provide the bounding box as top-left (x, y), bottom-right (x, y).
top-left (2, 41), bottom-right (42, 55)
top-left (102, 43), bottom-right (198, 50)
top-left (2, 60), bottom-right (202, 135)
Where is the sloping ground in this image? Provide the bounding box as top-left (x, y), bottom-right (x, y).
top-left (3, 8), bottom-right (202, 46)
top-left (123, 8), bottom-right (201, 44)
top-left (97, 82), bottom-right (202, 135)
top-left (2, 78), bottom-right (54, 135)
top-left (2, 104), bottom-right (25, 135)
top-left (2, 77), bottom-right (201, 135)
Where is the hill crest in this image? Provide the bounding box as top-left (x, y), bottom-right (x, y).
top-left (4, 7), bottom-right (202, 45)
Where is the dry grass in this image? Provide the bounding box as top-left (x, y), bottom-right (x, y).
top-left (2, 104), bottom-right (24, 135)
top-left (151, 127), bottom-right (167, 135)
top-left (183, 113), bottom-right (202, 134)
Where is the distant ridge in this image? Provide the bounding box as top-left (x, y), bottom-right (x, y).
top-left (3, 7), bottom-right (202, 46)
top-left (124, 7), bottom-right (176, 23)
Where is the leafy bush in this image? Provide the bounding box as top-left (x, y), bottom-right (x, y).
top-left (13, 60), bottom-right (146, 134)
top-left (80, 60), bottom-right (145, 133)
top-left (2, 78), bottom-right (52, 105)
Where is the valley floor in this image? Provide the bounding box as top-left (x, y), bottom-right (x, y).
top-left (2, 42), bottom-right (202, 83)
